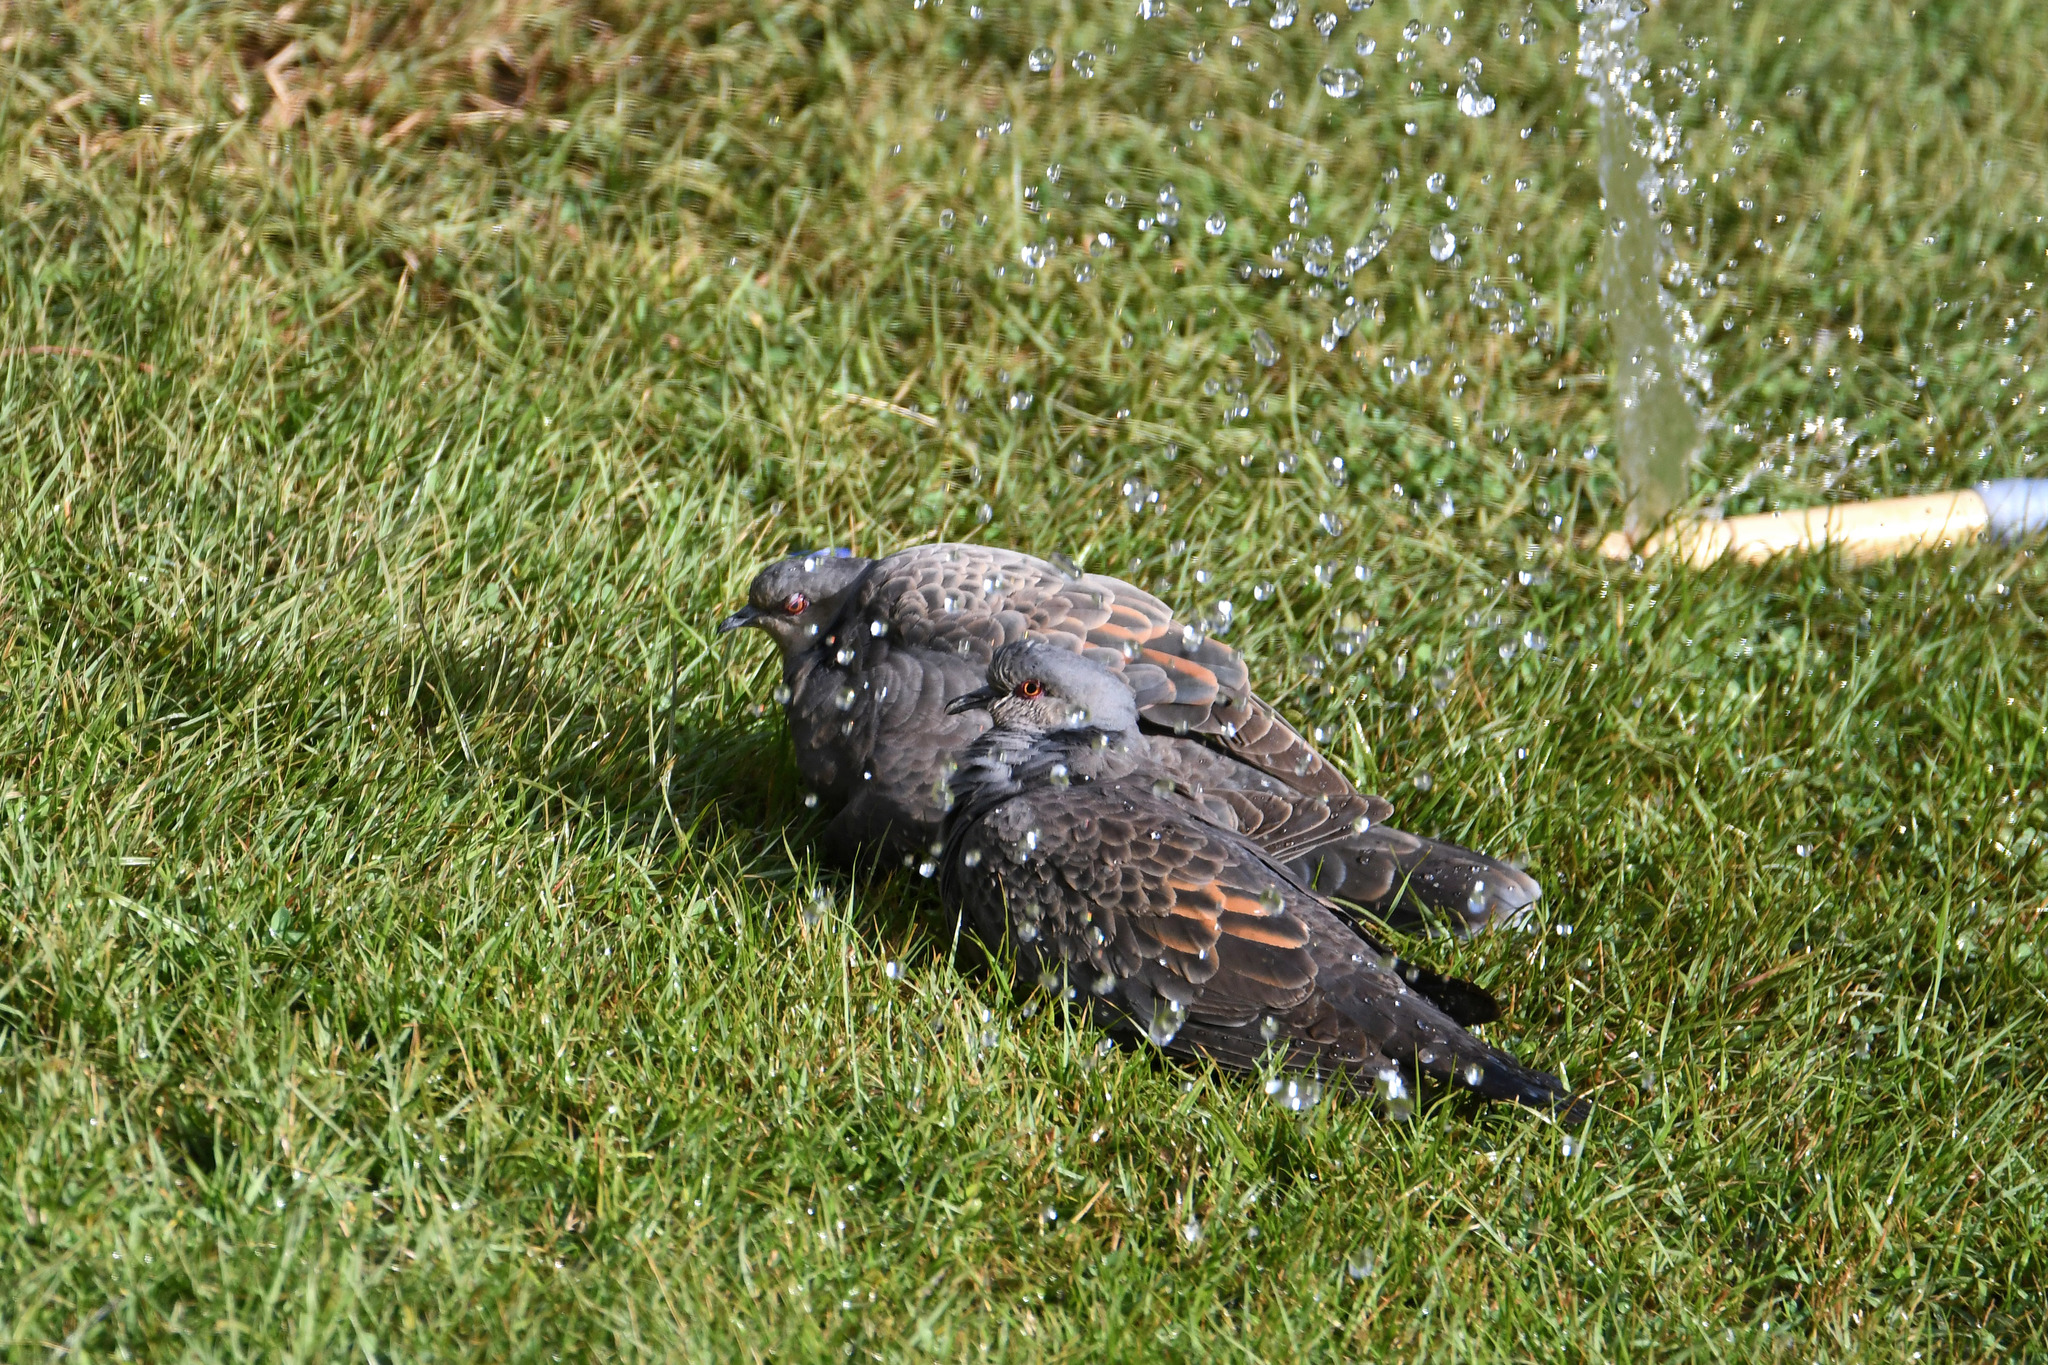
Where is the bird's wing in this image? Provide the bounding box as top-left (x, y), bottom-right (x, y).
top-left (952, 780), bottom-right (1319, 1028)
top-left (860, 546), bottom-right (1357, 802)
top-left (950, 780), bottom-right (1567, 1107)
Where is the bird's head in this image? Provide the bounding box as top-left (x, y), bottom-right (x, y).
top-left (947, 640), bottom-right (1139, 737)
top-left (720, 549), bottom-right (871, 661)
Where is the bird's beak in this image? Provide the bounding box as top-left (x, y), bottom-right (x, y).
top-left (719, 606), bottom-right (763, 634)
top-left (945, 684), bottom-right (1001, 715)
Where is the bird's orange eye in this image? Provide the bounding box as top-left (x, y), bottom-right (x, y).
top-left (1015, 679), bottom-right (1043, 698)
top-left (782, 592), bottom-right (809, 614)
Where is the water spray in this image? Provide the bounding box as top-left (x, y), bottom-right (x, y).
top-left (1580, 0), bottom-right (1705, 533)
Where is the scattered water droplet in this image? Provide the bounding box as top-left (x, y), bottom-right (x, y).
top-left (884, 960), bottom-right (903, 980)
top-left (1146, 996), bottom-right (1189, 1047)
top-left (1027, 46), bottom-right (1057, 73)
top-left (1347, 1249), bottom-right (1380, 1280)
top-left (1205, 212), bottom-right (1228, 236)
top-left (1319, 67), bottom-right (1362, 98)
top-left (1429, 224), bottom-right (1457, 261)
top-left (1270, 1075), bottom-right (1322, 1111)
top-left (771, 683), bottom-right (793, 705)
top-left (1412, 770), bottom-right (1433, 793)
top-left (1250, 329), bottom-right (1280, 367)
top-left (1181, 1216), bottom-right (1204, 1244)
top-left (1259, 1015), bottom-right (1282, 1042)
top-left (1456, 81), bottom-right (1497, 117)
top-left (1268, 0), bottom-right (1298, 29)
top-left (1070, 50), bottom-right (1097, 78)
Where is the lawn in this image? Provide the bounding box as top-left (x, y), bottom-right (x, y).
top-left (1, 0), bottom-right (2044, 1359)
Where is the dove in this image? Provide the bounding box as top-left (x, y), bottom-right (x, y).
top-left (722, 543), bottom-right (1538, 935)
top-left (939, 640), bottom-right (1579, 1117)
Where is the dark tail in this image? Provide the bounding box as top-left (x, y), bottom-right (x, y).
top-left (1284, 824), bottom-right (1541, 937)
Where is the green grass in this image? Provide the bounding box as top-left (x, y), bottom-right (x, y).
top-left (1, 0), bottom-right (2045, 1359)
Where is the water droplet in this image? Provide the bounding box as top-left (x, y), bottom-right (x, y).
top-left (1319, 67), bottom-right (1362, 98)
top-left (1146, 996), bottom-right (1189, 1047)
top-left (884, 960), bottom-right (903, 980)
top-left (1456, 81), bottom-right (1496, 117)
top-left (1561, 1135), bottom-right (1580, 1158)
top-left (1271, 1076), bottom-right (1322, 1111)
top-left (1020, 242), bottom-right (1050, 269)
top-left (1137, 0), bottom-right (1166, 18)
top-left (835, 686), bottom-right (858, 712)
top-left (1268, 0), bottom-right (1298, 29)
top-left (1288, 192), bottom-right (1311, 226)
top-left (1412, 771), bottom-right (1433, 793)
top-left (1268, 88), bottom-right (1286, 110)
top-left (1355, 35), bottom-right (1377, 56)
top-left (1317, 511), bottom-right (1344, 536)
top-left (1462, 1062), bottom-right (1484, 1087)
top-left (1071, 50), bottom-right (1097, 78)
top-left (1259, 1014), bottom-right (1282, 1042)
top-left (938, 208), bottom-right (955, 229)
top-left (1155, 183), bottom-right (1181, 226)
top-left (835, 645), bottom-right (857, 666)
top-left (803, 792), bottom-right (820, 808)
top-left (771, 683), bottom-right (793, 705)
top-left (1347, 1249), bottom-right (1380, 1280)
top-left (1350, 813), bottom-right (1372, 835)
top-left (1429, 224), bottom-right (1457, 261)
top-left (1027, 46), bottom-right (1057, 73)
top-left (962, 847), bottom-right (982, 867)
top-left (1048, 763), bottom-right (1071, 789)
top-left (1105, 189), bottom-right (1127, 210)
top-left (1205, 212), bottom-right (1228, 236)
top-left (1250, 329), bottom-right (1280, 367)
top-left (1181, 1216), bottom-right (1204, 1244)
top-left (1041, 1205), bottom-right (1059, 1224)
top-left (868, 619), bottom-right (888, 637)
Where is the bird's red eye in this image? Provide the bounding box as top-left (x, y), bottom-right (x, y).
top-left (1015, 679), bottom-right (1043, 698)
top-left (782, 592), bottom-right (809, 614)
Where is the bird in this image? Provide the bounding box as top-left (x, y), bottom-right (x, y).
top-left (720, 543), bottom-right (1539, 936)
top-left (939, 640), bottom-right (1580, 1118)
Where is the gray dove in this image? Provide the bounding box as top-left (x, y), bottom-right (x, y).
top-left (940, 641), bottom-right (1579, 1117)
top-left (720, 543), bottom-right (1538, 935)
